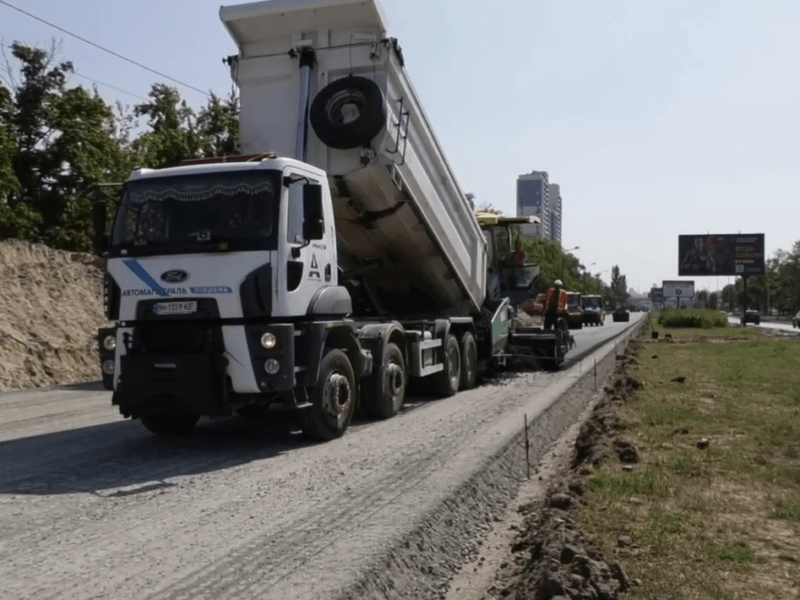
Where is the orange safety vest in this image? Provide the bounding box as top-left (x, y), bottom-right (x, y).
top-left (545, 287), bottom-right (568, 314)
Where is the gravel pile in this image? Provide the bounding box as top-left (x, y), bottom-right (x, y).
top-left (0, 239), bottom-right (107, 391)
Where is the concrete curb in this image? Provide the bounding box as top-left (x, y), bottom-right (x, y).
top-left (335, 319), bottom-right (648, 599)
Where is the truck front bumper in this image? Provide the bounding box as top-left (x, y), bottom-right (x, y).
top-left (113, 354), bottom-right (230, 418)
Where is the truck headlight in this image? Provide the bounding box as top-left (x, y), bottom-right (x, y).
top-left (103, 360), bottom-right (115, 375)
top-left (264, 359), bottom-right (280, 375)
top-left (261, 332), bottom-right (277, 349)
top-left (103, 335), bottom-right (116, 351)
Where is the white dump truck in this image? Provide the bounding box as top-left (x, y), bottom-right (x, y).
top-left (95, 0), bottom-right (571, 439)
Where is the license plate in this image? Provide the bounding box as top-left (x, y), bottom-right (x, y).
top-left (152, 301), bottom-right (197, 315)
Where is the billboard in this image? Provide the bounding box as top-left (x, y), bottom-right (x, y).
top-left (662, 280), bottom-right (695, 298)
top-left (678, 234), bottom-right (765, 277)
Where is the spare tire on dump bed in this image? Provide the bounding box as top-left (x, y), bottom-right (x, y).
top-left (310, 76), bottom-right (386, 149)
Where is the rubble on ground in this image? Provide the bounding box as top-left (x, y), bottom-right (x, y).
top-left (490, 342), bottom-right (644, 600)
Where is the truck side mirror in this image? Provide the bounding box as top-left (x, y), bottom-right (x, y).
top-left (302, 184), bottom-right (324, 240)
top-left (92, 201), bottom-right (109, 254)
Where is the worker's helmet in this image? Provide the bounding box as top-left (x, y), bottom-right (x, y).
top-left (554, 279), bottom-right (563, 286)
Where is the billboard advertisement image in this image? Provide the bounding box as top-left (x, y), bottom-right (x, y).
top-left (662, 280), bottom-right (695, 298)
top-left (678, 234), bottom-right (765, 277)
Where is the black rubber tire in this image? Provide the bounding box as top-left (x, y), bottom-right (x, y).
top-left (432, 334), bottom-right (461, 398)
top-left (301, 348), bottom-right (356, 440)
top-left (459, 331), bottom-right (478, 391)
top-left (310, 76), bottom-right (386, 150)
top-left (139, 414), bottom-right (200, 436)
top-left (363, 343), bottom-right (406, 420)
top-left (541, 340), bottom-right (563, 372)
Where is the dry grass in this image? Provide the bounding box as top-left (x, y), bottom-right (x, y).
top-left (577, 328), bottom-right (800, 599)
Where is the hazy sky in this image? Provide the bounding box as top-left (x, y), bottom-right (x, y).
top-left (2, 0), bottom-right (798, 293)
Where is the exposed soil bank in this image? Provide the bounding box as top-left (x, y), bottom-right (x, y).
top-left (0, 239), bottom-right (106, 391)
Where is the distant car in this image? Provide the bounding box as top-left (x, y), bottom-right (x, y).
top-left (792, 311), bottom-right (800, 328)
top-left (612, 307), bottom-right (630, 322)
top-left (740, 310), bottom-right (760, 325)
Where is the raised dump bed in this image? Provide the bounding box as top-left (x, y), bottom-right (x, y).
top-left (220, 0), bottom-right (486, 316)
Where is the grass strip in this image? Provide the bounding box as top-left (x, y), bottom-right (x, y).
top-left (577, 326), bottom-right (800, 600)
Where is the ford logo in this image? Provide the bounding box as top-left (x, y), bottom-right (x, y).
top-left (161, 270), bottom-right (189, 283)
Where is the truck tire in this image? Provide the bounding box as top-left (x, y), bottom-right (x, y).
top-left (139, 414), bottom-right (200, 436)
top-left (459, 331), bottom-right (477, 391)
top-left (301, 348), bottom-right (356, 440)
top-left (543, 340), bottom-right (563, 372)
top-left (432, 334), bottom-right (461, 398)
top-left (310, 76), bottom-right (386, 150)
top-left (363, 342), bottom-right (406, 420)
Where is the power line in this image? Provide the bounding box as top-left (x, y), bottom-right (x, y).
top-left (0, 0), bottom-right (210, 98)
top-left (72, 71), bottom-right (149, 101)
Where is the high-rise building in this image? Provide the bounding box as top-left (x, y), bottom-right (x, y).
top-left (516, 171), bottom-right (563, 244)
top-left (549, 184), bottom-right (562, 245)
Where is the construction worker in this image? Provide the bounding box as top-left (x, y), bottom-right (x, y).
top-left (544, 279), bottom-right (568, 330)
top-left (506, 240), bottom-right (529, 287)
top-left (506, 240), bottom-right (527, 267)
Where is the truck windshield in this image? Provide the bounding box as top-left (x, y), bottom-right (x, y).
top-left (110, 170), bottom-right (281, 256)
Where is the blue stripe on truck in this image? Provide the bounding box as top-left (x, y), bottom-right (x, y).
top-left (123, 260), bottom-right (170, 297)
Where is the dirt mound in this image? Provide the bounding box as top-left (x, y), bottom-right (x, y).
top-left (0, 239), bottom-right (107, 391)
top-left (494, 342), bottom-right (643, 600)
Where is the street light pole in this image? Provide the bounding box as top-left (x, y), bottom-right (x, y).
top-left (582, 262), bottom-right (596, 293)
top-left (560, 246), bottom-right (580, 281)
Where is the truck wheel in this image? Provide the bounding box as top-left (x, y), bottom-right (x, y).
top-left (310, 76), bottom-right (386, 150)
top-left (363, 343), bottom-right (406, 420)
top-left (301, 348), bottom-right (356, 440)
top-left (139, 414), bottom-right (200, 436)
top-left (432, 334), bottom-right (461, 398)
top-left (543, 341), bottom-right (563, 372)
top-left (459, 332), bottom-right (477, 390)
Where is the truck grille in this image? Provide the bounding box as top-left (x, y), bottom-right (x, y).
top-left (136, 323), bottom-right (224, 355)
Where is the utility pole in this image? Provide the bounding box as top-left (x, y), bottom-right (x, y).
top-left (561, 246), bottom-right (580, 281)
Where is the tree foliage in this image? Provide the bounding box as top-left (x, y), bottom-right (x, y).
top-left (609, 265), bottom-right (629, 307)
top-left (519, 236), bottom-right (588, 294)
top-left (0, 41), bottom-right (240, 251)
top-left (720, 241), bottom-right (800, 315)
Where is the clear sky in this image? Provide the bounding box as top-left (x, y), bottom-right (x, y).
top-left (2, 0), bottom-right (798, 293)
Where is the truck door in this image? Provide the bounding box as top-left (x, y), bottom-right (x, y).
top-left (275, 174), bottom-right (335, 318)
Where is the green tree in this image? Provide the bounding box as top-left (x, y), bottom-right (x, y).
top-left (133, 84), bottom-right (206, 168)
top-left (769, 244), bottom-right (800, 314)
top-left (523, 237), bottom-right (561, 291)
top-left (0, 83), bottom-right (20, 198)
top-left (197, 91), bottom-right (239, 157)
top-left (1, 41), bottom-right (132, 249)
top-left (2, 41), bottom-right (74, 239)
top-left (609, 265), bottom-right (629, 307)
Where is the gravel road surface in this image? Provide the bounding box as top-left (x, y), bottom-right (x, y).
top-left (0, 317), bottom-right (644, 600)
